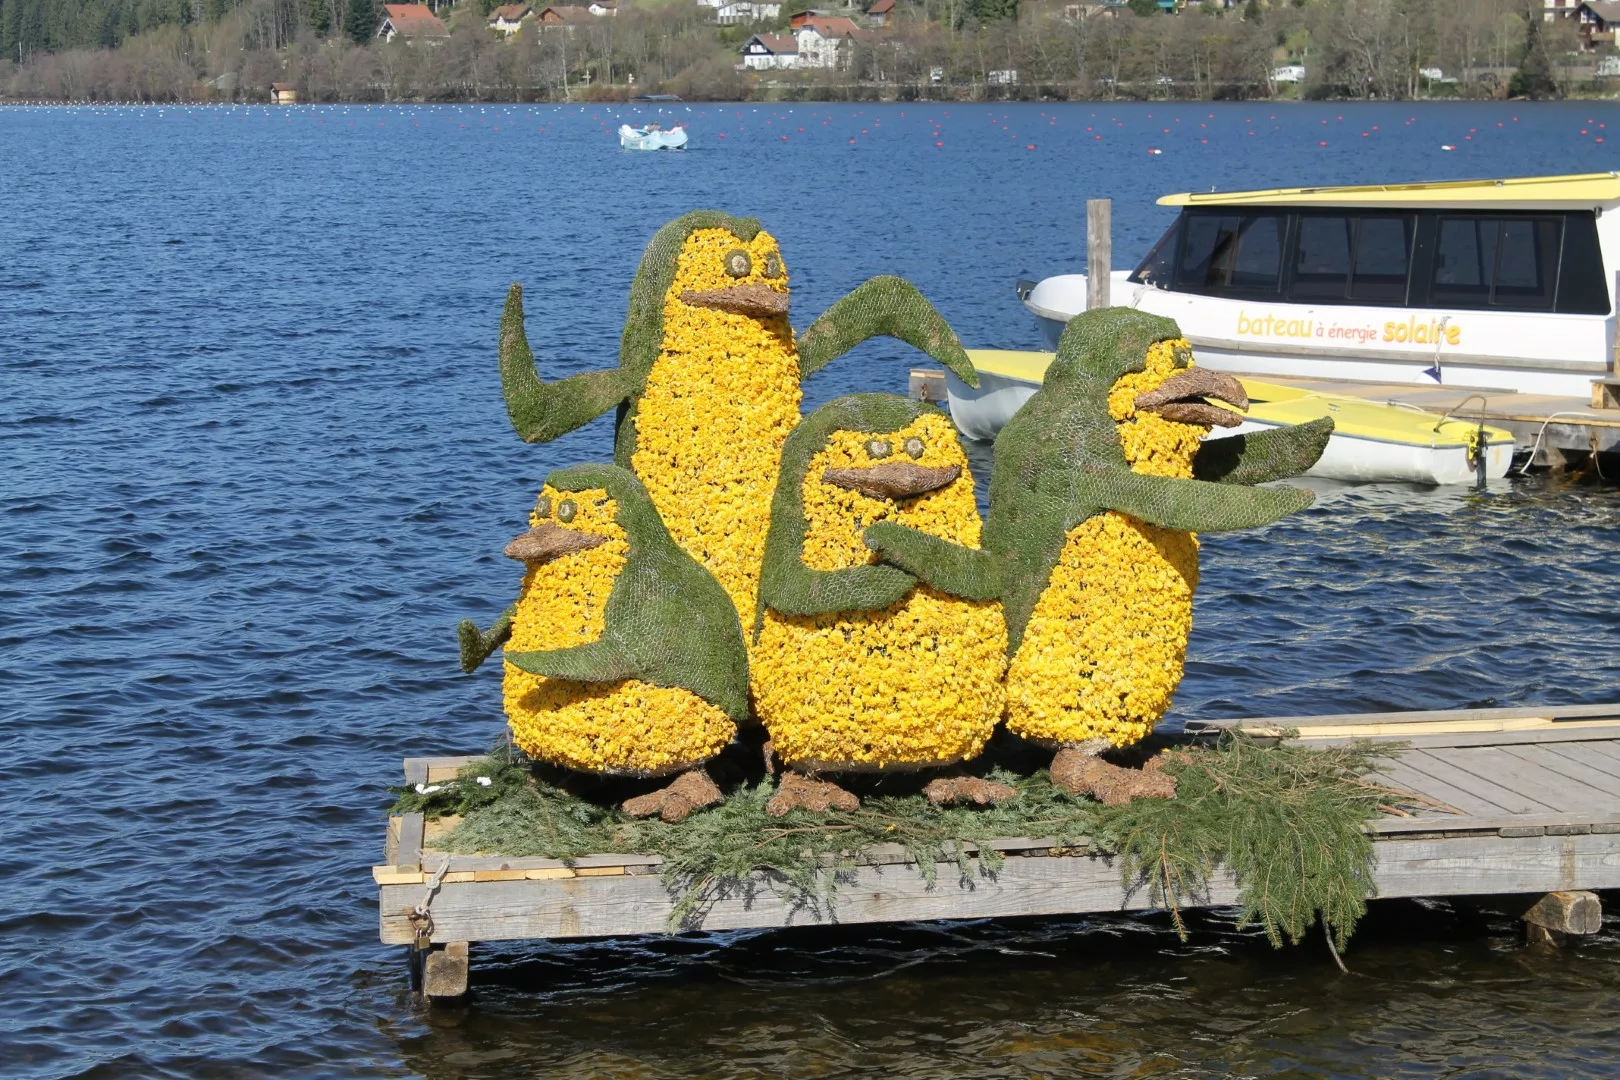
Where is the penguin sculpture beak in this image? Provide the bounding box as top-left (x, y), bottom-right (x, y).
top-left (823, 462), bottom-right (962, 501)
top-left (1132, 368), bottom-right (1249, 428)
top-left (504, 522), bottom-right (609, 564)
top-left (680, 283), bottom-right (790, 317)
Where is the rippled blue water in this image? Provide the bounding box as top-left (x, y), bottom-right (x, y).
top-left (5, 101), bottom-right (1620, 1079)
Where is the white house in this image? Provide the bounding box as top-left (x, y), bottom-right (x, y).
top-left (717, 0), bottom-right (782, 23)
top-left (1272, 63), bottom-right (1305, 83)
top-left (741, 32), bottom-right (800, 68)
top-left (377, 3), bottom-right (450, 41)
top-left (795, 15), bottom-right (864, 68)
top-left (488, 3), bottom-right (533, 33)
top-left (587, 0), bottom-right (617, 13)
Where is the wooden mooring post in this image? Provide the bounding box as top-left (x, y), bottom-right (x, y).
top-left (379, 702), bottom-right (1620, 1001)
top-left (1087, 198), bottom-right (1111, 311)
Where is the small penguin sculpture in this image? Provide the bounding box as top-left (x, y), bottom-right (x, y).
top-left (752, 395), bottom-right (1010, 814)
top-left (501, 463), bottom-right (749, 821)
top-left (864, 309), bottom-right (1332, 804)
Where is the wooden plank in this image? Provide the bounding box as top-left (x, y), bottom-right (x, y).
top-left (396, 813), bottom-right (424, 872)
top-left (1194, 702), bottom-right (1620, 732)
top-left (1507, 745), bottom-right (1620, 800)
top-left (1371, 811), bottom-right (1620, 835)
top-left (1292, 728), bottom-right (1620, 750)
top-left (1400, 750), bottom-right (1559, 815)
top-left (403, 759), bottom-right (428, 787)
top-left (1428, 746), bottom-right (1610, 814)
top-left (1569, 740), bottom-right (1620, 771)
top-left (385, 816), bottom-right (402, 866)
top-left (373, 865), bottom-right (426, 886)
top-left (1546, 741), bottom-right (1620, 782)
top-left (1367, 758), bottom-right (1510, 817)
top-left (379, 831), bottom-right (1620, 945)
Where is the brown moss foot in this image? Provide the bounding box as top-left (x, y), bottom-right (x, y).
top-left (924, 775), bottom-right (1018, 807)
top-left (1051, 748), bottom-right (1177, 806)
top-left (621, 769), bottom-right (724, 824)
top-left (766, 773), bottom-right (860, 816)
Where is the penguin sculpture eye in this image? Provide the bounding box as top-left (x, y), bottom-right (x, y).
top-left (866, 438), bottom-right (891, 459)
top-left (904, 437), bottom-right (925, 459)
top-left (724, 249), bottom-right (752, 278)
top-left (534, 495), bottom-right (552, 519)
top-left (763, 252), bottom-right (783, 278)
top-left (556, 499), bottom-right (578, 523)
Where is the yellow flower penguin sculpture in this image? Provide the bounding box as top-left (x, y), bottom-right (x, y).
top-left (459, 211), bottom-right (981, 672)
top-left (500, 463), bottom-right (750, 822)
top-left (864, 309), bottom-right (1333, 805)
top-left (753, 395), bottom-right (1010, 814)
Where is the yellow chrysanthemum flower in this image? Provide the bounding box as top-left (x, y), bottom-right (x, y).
top-left (1007, 338), bottom-right (1205, 749)
top-left (502, 485), bottom-right (736, 774)
top-left (630, 228), bottom-right (802, 632)
top-left (755, 414), bottom-right (1008, 768)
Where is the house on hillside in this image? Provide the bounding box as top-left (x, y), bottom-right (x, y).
top-left (740, 32), bottom-right (800, 68)
top-left (488, 3), bottom-right (533, 33)
top-left (787, 8), bottom-right (831, 26)
top-left (537, 5), bottom-right (598, 27)
top-left (270, 81), bottom-right (298, 103)
top-left (718, 0), bottom-right (782, 23)
top-left (865, 0), bottom-right (893, 26)
top-left (795, 15), bottom-right (866, 68)
top-left (587, 0), bottom-right (618, 13)
top-left (1578, 0), bottom-right (1620, 48)
top-left (377, 4), bottom-right (449, 41)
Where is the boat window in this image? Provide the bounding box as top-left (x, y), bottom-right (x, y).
top-left (1291, 216), bottom-right (1353, 300)
top-left (1431, 216), bottom-right (1559, 310)
top-left (1129, 218), bottom-right (1179, 286)
top-left (1176, 213), bottom-right (1283, 293)
top-left (1349, 217), bottom-right (1413, 302)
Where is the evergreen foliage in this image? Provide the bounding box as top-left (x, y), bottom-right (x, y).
top-left (1509, 8), bottom-right (1558, 100)
top-left (343, 0), bottom-right (376, 46)
top-left (392, 732), bottom-right (1410, 944)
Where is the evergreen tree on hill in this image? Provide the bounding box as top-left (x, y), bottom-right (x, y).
top-left (345, 0), bottom-right (378, 44)
top-left (1509, 6), bottom-right (1558, 100)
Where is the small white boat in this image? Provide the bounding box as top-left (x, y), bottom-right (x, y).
top-left (619, 123), bottom-right (687, 151)
top-left (1021, 173), bottom-right (1620, 400)
top-left (948, 350), bottom-right (1515, 486)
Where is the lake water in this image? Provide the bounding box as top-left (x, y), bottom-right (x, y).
top-left (6, 100), bottom-right (1620, 1078)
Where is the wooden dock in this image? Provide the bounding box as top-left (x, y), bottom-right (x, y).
top-left (376, 702), bottom-right (1620, 1000)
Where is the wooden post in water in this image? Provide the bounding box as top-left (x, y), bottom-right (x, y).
top-left (1087, 199), bottom-right (1112, 312)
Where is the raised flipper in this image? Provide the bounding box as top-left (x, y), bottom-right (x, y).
top-left (861, 521), bottom-right (1003, 601)
top-left (1194, 417), bottom-right (1334, 486)
top-left (796, 276), bottom-right (980, 388)
top-left (500, 284), bottom-right (637, 444)
top-left (1080, 470), bottom-right (1315, 534)
top-left (506, 637), bottom-right (640, 684)
top-left (457, 606), bottom-right (513, 674)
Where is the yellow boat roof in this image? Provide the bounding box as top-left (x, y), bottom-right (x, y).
top-left (964, 350), bottom-right (1513, 450)
top-left (1157, 172), bottom-right (1620, 209)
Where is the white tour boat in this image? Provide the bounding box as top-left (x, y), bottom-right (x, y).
top-left (1020, 173), bottom-right (1618, 398)
top-left (619, 123), bottom-right (688, 151)
top-left (948, 173), bottom-right (1620, 483)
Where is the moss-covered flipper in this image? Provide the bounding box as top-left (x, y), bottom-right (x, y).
top-left (754, 395), bottom-right (1008, 812)
top-left (865, 309), bottom-right (1330, 802)
top-left (499, 464), bottom-right (748, 819)
top-left (1192, 419), bottom-right (1336, 486)
top-left (796, 276), bottom-right (979, 384)
top-left (457, 607), bottom-right (513, 674)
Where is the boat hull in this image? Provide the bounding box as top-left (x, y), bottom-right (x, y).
top-left (1024, 273), bottom-right (1611, 399)
top-left (618, 125), bottom-right (688, 151)
top-left (945, 354), bottom-right (1514, 486)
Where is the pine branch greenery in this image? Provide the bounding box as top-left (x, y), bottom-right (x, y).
top-left (389, 732), bottom-right (1410, 944)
